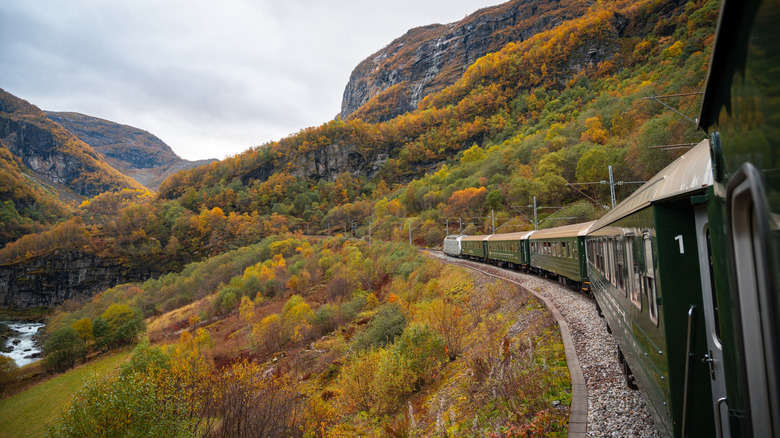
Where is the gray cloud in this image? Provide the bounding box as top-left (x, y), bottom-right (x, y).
top-left (0, 0), bottom-right (501, 160)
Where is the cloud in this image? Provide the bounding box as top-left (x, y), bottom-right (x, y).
top-left (0, 0), bottom-right (501, 160)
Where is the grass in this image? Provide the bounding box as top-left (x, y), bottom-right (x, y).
top-left (0, 351), bottom-right (131, 438)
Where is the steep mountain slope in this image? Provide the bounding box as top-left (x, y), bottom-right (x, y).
top-left (45, 111), bottom-right (216, 190)
top-left (0, 0), bottom-right (717, 308)
top-left (341, 0), bottom-right (592, 122)
top-left (0, 138), bottom-right (71, 246)
top-left (0, 89), bottom-right (145, 199)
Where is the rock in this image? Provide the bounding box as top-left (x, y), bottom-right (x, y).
top-left (0, 250), bottom-right (152, 309)
top-left (45, 111), bottom-right (217, 190)
top-left (340, 0), bottom-right (589, 122)
top-left (0, 88), bottom-right (141, 199)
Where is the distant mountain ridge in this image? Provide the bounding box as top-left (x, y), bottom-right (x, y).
top-left (45, 111), bottom-right (216, 190)
top-left (0, 89), bottom-right (144, 201)
top-left (340, 0), bottom-right (590, 122)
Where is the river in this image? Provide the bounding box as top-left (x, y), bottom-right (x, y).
top-left (1, 321), bottom-right (44, 367)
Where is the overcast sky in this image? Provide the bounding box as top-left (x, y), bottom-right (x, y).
top-left (0, 0), bottom-right (503, 161)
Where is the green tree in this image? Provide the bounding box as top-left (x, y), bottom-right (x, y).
top-left (97, 304), bottom-right (145, 348)
top-left (44, 326), bottom-right (85, 372)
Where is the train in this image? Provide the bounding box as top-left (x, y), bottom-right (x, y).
top-left (442, 1), bottom-right (779, 436)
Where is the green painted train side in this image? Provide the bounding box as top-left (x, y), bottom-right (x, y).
top-left (486, 240), bottom-right (529, 267)
top-left (461, 239), bottom-right (487, 259)
top-left (698, 1), bottom-right (780, 435)
top-left (587, 200), bottom-right (715, 438)
top-left (529, 236), bottom-right (586, 282)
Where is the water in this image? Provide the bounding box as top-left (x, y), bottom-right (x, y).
top-left (1, 321), bottom-right (44, 367)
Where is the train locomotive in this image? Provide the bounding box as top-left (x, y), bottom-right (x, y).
top-left (442, 1), bottom-right (779, 436)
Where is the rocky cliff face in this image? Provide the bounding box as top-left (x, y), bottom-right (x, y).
top-left (0, 89), bottom-right (144, 200)
top-left (46, 111), bottom-right (216, 190)
top-left (289, 141), bottom-right (389, 182)
top-left (341, 0), bottom-right (588, 122)
top-left (0, 251), bottom-right (149, 309)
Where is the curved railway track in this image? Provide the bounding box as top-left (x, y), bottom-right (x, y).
top-left (425, 250), bottom-right (660, 437)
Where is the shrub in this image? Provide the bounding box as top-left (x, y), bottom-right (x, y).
top-left (0, 355), bottom-right (17, 394)
top-left (210, 360), bottom-right (303, 438)
top-left (97, 304), bottom-right (145, 348)
top-left (46, 343), bottom-right (211, 438)
top-left (253, 314), bottom-right (283, 356)
top-left (416, 299), bottom-right (467, 359)
top-left (281, 295), bottom-right (314, 343)
top-left (392, 323), bottom-right (448, 387)
top-left (71, 318), bottom-right (93, 345)
top-left (338, 294), bottom-right (366, 323)
top-left (336, 349), bottom-right (383, 413)
top-left (312, 304), bottom-right (338, 336)
top-left (353, 303), bottom-right (406, 351)
top-left (44, 326), bottom-right (85, 373)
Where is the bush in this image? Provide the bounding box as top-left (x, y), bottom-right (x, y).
top-left (44, 326), bottom-right (85, 373)
top-left (392, 323), bottom-right (448, 387)
top-left (313, 304), bottom-right (338, 336)
top-left (338, 295), bottom-right (366, 323)
top-left (0, 355), bottom-right (17, 394)
top-left (46, 347), bottom-right (209, 438)
top-left (97, 304), bottom-right (145, 348)
top-left (354, 303), bottom-right (406, 350)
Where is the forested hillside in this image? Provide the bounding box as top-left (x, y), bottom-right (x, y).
top-left (0, 90), bottom-right (145, 246)
top-left (0, 0), bottom-right (723, 435)
top-left (0, 0), bottom-right (718, 307)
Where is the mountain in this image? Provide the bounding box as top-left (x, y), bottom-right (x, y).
top-left (45, 111), bottom-right (216, 190)
top-left (0, 89), bottom-right (145, 198)
top-left (1, 0), bottom-right (717, 308)
top-left (0, 89), bottom-right (148, 246)
top-left (341, 0), bottom-right (592, 123)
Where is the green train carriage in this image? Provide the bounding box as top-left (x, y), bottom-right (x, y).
top-left (697, 0), bottom-right (780, 435)
top-left (528, 221), bottom-right (594, 292)
top-left (460, 234), bottom-right (490, 261)
top-left (486, 231), bottom-right (534, 270)
top-left (585, 140), bottom-right (715, 438)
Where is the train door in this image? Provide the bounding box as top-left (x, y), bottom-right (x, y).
top-left (694, 206), bottom-right (730, 437)
top-left (727, 165), bottom-right (780, 437)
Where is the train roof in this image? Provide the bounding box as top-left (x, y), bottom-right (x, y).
top-left (591, 139), bottom-right (712, 232)
top-left (460, 234), bottom-right (492, 242)
top-left (528, 221), bottom-right (596, 240)
top-left (487, 231), bottom-right (535, 241)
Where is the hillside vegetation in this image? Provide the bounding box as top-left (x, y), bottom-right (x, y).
top-left (1, 0), bottom-right (717, 274)
top-left (0, 89), bottom-right (145, 246)
top-left (40, 235), bottom-right (569, 436)
top-left (1, 0), bottom-right (721, 434)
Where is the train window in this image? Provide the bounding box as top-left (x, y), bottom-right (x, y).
top-left (609, 237), bottom-right (616, 287)
top-left (586, 241), bottom-right (593, 265)
top-left (598, 239), bottom-right (603, 273)
top-left (643, 233), bottom-right (658, 325)
top-left (626, 234), bottom-right (642, 310)
top-left (605, 238), bottom-right (612, 283)
top-left (616, 236), bottom-right (626, 296)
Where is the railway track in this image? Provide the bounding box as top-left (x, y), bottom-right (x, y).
top-left (425, 250), bottom-right (661, 437)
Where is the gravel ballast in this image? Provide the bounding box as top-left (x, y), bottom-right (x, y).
top-left (428, 251), bottom-right (661, 437)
